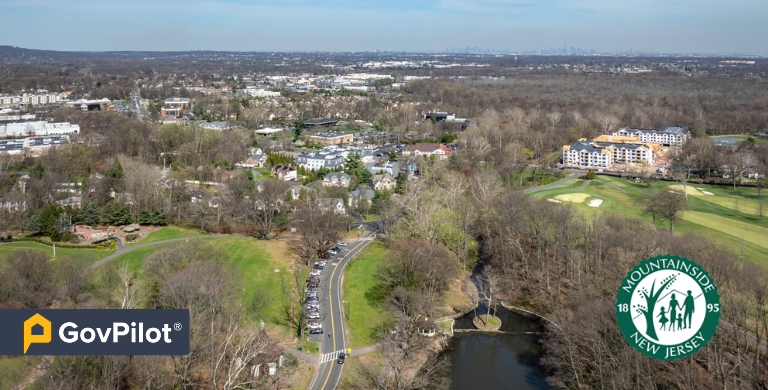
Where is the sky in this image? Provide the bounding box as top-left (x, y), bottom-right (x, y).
top-left (1, 0), bottom-right (766, 54)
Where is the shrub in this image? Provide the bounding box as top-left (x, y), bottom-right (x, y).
top-left (68, 236), bottom-right (80, 244)
top-left (125, 234), bottom-right (139, 242)
top-left (109, 241), bottom-right (117, 250)
top-left (50, 230), bottom-right (61, 242)
top-left (96, 246), bottom-right (106, 250)
top-left (585, 170), bottom-right (596, 180)
top-left (61, 234), bottom-right (78, 242)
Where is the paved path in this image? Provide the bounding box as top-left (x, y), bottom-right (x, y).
top-left (521, 172), bottom-right (580, 193)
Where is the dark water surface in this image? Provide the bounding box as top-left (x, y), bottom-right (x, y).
top-left (444, 306), bottom-right (549, 390)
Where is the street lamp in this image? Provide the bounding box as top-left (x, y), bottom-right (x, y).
top-left (342, 301), bottom-right (350, 321)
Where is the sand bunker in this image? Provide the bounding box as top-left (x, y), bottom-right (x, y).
top-left (547, 198), bottom-right (563, 203)
top-left (669, 185), bottom-right (703, 196)
top-left (555, 193), bottom-right (590, 203)
top-left (697, 188), bottom-right (705, 190)
top-left (701, 191), bottom-right (714, 195)
top-left (587, 199), bottom-right (604, 207)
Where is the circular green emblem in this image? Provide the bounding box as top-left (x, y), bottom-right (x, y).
top-left (615, 254), bottom-right (720, 360)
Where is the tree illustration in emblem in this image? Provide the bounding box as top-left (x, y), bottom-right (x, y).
top-left (634, 273), bottom-right (678, 341)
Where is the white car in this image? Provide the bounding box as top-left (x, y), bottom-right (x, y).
top-left (307, 312), bottom-right (321, 319)
top-left (337, 242), bottom-right (348, 247)
top-left (310, 270), bottom-right (322, 276)
top-left (307, 323), bottom-right (322, 329)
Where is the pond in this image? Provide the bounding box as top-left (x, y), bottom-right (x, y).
top-left (444, 304), bottom-right (549, 390)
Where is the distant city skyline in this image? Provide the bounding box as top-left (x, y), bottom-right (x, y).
top-left (2, 0), bottom-right (766, 55)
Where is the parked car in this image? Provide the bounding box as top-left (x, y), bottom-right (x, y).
top-left (337, 352), bottom-right (345, 364)
top-left (307, 313), bottom-right (321, 319)
top-left (319, 254), bottom-right (330, 259)
top-left (307, 323), bottom-right (322, 329)
top-left (309, 328), bottom-right (323, 335)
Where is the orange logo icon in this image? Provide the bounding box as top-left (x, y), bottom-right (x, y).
top-left (24, 313), bottom-right (51, 354)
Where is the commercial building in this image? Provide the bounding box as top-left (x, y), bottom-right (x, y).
top-left (400, 143), bottom-right (452, 160)
top-left (425, 112), bottom-right (455, 122)
top-left (308, 131), bottom-right (353, 145)
top-left (67, 98), bottom-right (111, 111)
top-left (305, 119), bottom-right (339, 130)
top-left (0, 135), bottom-right (71, 156)
top-left (613, 125), bottom-right (690, 147)
top-left (164, 98), bottom-right (190, 108)
top-left (240, 88), bottom-right (281, 98)
top-left (161, 106), bottom-right (182, 117)
top-left (0, 121), bottom-right (79, 137)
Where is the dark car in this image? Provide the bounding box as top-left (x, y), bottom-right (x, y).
top-left (309, 328), bottom-right (323, 335)
top-left (319, 254), bottom-right (330, 259)
top-left (337, 352), bottom-right (345, 364)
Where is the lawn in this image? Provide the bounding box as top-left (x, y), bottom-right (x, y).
top-left (342, 241), bottom-right (389, 348)
top-left (0, 242), bottom-right (114, 272)
top-left (126, 226), bottom-right (210, 246)
top-left (253, 167), bottom-right (271, 179)
top-left (532, 176), bottom-right (768, 267)
top-left (0, 356), bottom-right (41, 390)
top-left (110, 237), bottom-right (293, 325)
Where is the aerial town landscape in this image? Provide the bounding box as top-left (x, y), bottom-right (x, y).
top-left (1, 1), bottom-right (768, 390)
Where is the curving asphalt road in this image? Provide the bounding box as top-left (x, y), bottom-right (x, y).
top-left (307, 227), bottom-right (379, 390)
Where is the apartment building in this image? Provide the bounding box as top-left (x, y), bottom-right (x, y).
top-left (0, 92), bottom-right (62, 106)
top-left (296, 150), bottom-right (346, 170)
top-left (614, 125), bottom-right (690, 147)
top-left (562, 142), bottom-right (614, 169)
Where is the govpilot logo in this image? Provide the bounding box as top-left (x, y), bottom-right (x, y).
top-left (2, 309), bottom-right (189, 355)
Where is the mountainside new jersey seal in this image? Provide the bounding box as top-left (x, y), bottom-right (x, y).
top-left (615, 254), bottom-right (720, 360)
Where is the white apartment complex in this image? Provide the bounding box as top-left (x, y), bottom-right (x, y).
top-left (563, 141), bottom-right (655, 169)
top-left (614, 125), bottom-right (690, 147)
top-left (562, 142), bottom-right (614, 169)
top-left (0, 92), bottom-right (62, 106)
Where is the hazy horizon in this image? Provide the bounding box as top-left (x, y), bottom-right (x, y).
top-left (2, 0), bottom-right (766, 54)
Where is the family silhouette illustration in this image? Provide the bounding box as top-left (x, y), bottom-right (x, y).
top-left (658, 291), bottom-right (695, 331)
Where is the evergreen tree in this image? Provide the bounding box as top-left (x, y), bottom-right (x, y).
top-left (151, 211), bottom-right (167, 225)
top-left (80, 202), bottom-right (99, 226)
top-left (31, 162), bottom-right (45, 180)
top-left (25, 213), bottom-right (41, 233)
top-left (39, 203), bottom-right (61, 237)
top-left (138, 208), bottom-right (152, 224)
top-left (395, 174), bottom-right (407, 194)
top-left (388, 149), bottom-right (398, 160)
top-left (105, 159), bottom-right (124, 179)
top-left (101, 202), bottom-right (118, 225)
top-left (345, 153), bottom-right (372, 184)
top-left (54, 213), bottom-right (72, 236)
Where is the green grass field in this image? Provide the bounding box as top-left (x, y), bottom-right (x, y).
top-left (0, 356), bottom-right (41, 390)
top-left (126, 226), bottom-right (210, 246)
top-left (533, 176), bottom-right (768, 267)
top-left (342, 241), bottom-right (389, 348)
top-left (0, 242), bottom-right (113, 264)
top-left (111, 237), bottom-right (292, 324)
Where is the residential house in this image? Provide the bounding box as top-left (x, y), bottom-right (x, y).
top-left (348, 187), bottom-right (375, 208)
top-left (318, 198), bottom-right (346, 214)
top-left (271, 165), bottom-right (297, 181)
top-left (296, 151), bottom-right (346, 170)
top-left (0, 191), bottom-right (27, 212)
top-left (322, 172), bottom-right (351, 187)
top-left (370, 174), bottom-right (396, 191)
top-left (55, 196), bottom-right (82, 208)
top-left (236, 151), bottom-right (268, 168)
top-left (400, 143), bottom-right (452, 160)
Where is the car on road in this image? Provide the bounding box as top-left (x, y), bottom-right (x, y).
top-left (337, 242), bottom-right (348, 247)
top-left (337, 353), bottom-right (345, 364)
top-left (307, 322), bottom-right (322, 329)
top-left (307, 312), bottom-right (321, 319)
top-left (309, 328), bottom-right (323, 335)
